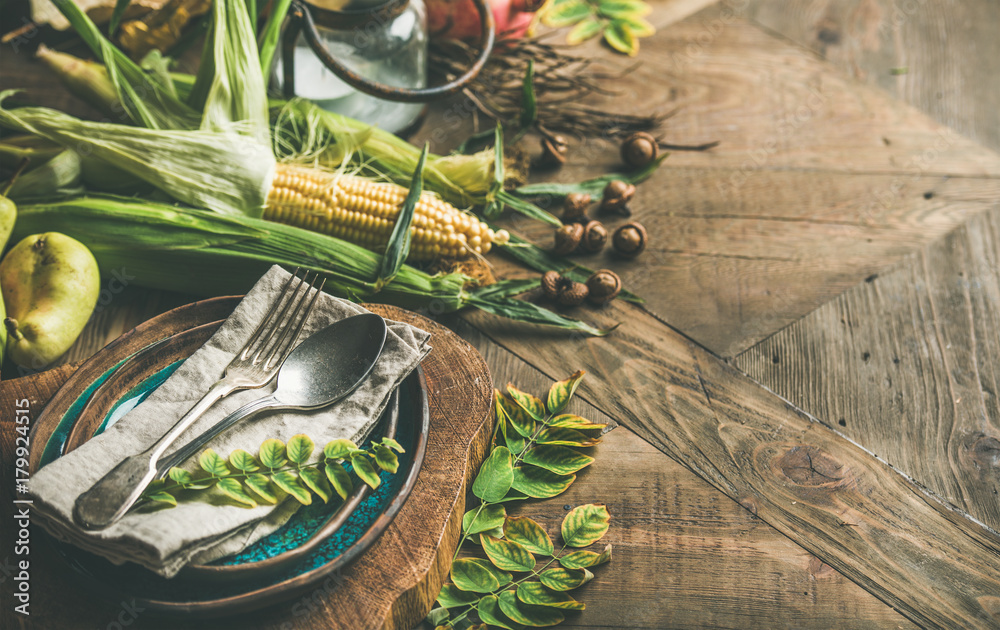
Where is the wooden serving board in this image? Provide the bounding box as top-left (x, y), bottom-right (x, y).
top-left (0, 303), bottom-right (493, 630)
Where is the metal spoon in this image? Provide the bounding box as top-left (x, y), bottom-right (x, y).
top-left (73, 313), bottom-right (388, 530)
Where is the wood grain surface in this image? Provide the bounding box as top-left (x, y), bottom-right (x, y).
top-left (0, 305), bottom-right (494, 630)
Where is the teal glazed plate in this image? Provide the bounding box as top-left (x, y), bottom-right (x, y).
top-left (28, 298), bottom-right (430, 616)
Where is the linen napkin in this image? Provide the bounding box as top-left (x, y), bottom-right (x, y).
top-left (29, 265), bottom-right (430, 578)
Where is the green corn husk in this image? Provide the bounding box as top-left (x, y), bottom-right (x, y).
top-left (2, 149), bottom-right (84, 201)
top-left (12, 196), bottom-right (610, 335)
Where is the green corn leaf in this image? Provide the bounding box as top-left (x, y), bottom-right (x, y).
top-left (546, 370), bottom-right (585, 415)
top-left (536, 427), bottom-right (601, 447)
top-left (498, 589), bottom-right (565, 627)
top-left (374, 444), bottom-right (399, 474)
top-left (539, 567), bottom-right (593, 591)
top-left (469, 558), bottom-right (513, 587)
top-left (497, 190), bottom-right (562, 227)
top-left (567, 16), bottom-right (603, 44)
top-left (472, 446), bottom-right (514, 502)
top-left (472, 278), bottom-right (540, 302)
top-left (258, 0), bottom-right (294, 74)
top-left (516, 583), bottom-right (585, 610)
top-left (245, 473), bottom-right (278, 504)
top-left (259, 439), bottom-right (287, 469)
top-left (216, 478), bottom-right (257, 507)
top-left (199, 449), bottom-right (230, 477)
top-left (483, 123), bottom-right (505, 220)
top-left (561, 504), bottom-right (611, 547)
top-left (229, 449), bottom-right (260, 472)
top-left (451, 558), bottom-right (500, 593)
top-left (324, 438), bottom-right (361, 460)
top-left (478, 595), bottom-right (517, 630)
top-left (272, 471), bottom-right (312, 505)
top-left (287, 434), bottom-right (315, 465)
top-left (523, 444), bottom-right (595, 475)
top-left (146, 491), bottom-right (177, 506)
top-left (436, 584), bottom-right (479, 609)
top-left (381, 437), bottom-right (405, 453)
top-left (463, 503), bottom-right (507, 535)
top-left (512, 465), bottom-right (575, 499)
top-left (598, 0), bottom-right (652, 17)
top-left (325, 462), bottom-right (354, 499)
top-left (543, 0), bottom-right (592, 27)
top-left (517, 59), bottom-right (537, 136)
top-left (504, 516), bottom-right (555, 556)
top-left (500, 394), bottom-right (537, 438)
top-left (353, 454), bottom-right (382, 489)
top-left (481, 535), bottom-right (536, 572)
top-left (559, 544), bottom-right (612, 569)
top-left (378, 143), bottom-right (428, 289)
top-left (548, 414), bottom-right (607, 431)
top-left (514, 155), bottom-right (666, 198)
top-left (467, 290), bottom-right (615, 338)
top-left (108, 0), bottom-right (131, 35)
top-left (506, 385), bottom-right (546, 421)
top-left (168, 467), bottom-right (193, 485)
top-left (299, 466), bottom-right (332, 503)
top-left (603, 20), bottom-right (638, 56)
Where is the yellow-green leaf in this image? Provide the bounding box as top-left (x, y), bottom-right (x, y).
top-left (325, 462), bottom-right (353, 499)
top-left (259, 438), bottom-right (287, 469)
top-left (500, 408), bottom-right (527, 454)
top-left (436, 584), bottom-right (479, 608)
top-left (535, 427), bottom-right (601, 447)
top-left (245, 473), bottom-right (278, 504)
top-left (229, 448), bottom-right (260, 472)
top-left (451, 558), bottom-right (500, 593)
top-left (472, 446), bottom-right (514, 502)
top-left (374, 444), bottom-right (399, 474)
top-left (168, 467), bottom-right (192, 485)
top-left (516, 582), bottom-right (585, 610)
top-left (523, 444), bottom-right (595, 475)
top-left (482, 535), bottom-right (536, 572)
top-left (542, 0), bottom-right (592, 27)
top-left (324, 438), bottom-right (361, 459)
top-left (598, 0), bottom-right (652, 18)
top-left (615, 14), bottom-right (655, 37)
top-left (198, 449), bottom-right (230, 476)
top-left (566, 17), bottom-right (603, 45)
top-left (504, 516), bottom-right (555, 555)
top-left (352, 454), bottom-right (381, 489)
top-left (604, 20), bottom-right (638, 56)
top-left (469, 558), bottom-right (513, 587)
top-left (548, 414), bottom-right (607, 431)
top-left (546, 370), bottom-right (585, 414)
top-left (272, 470), bottom-right (312, 504)
top-left (478, 595), bottom-right (517, 630)
top-left (559, 543), bottom-right (612, 568)
top-left (381, 437), bottom-right (404, 453)
top-left (498, 589), bottom-right (565, 627)
top-left (512, 465), bottom-right (575, 499)
top-left (463, 503), bottom-right (507, 535)
top-left (506, 384), bottom-right (546, 421)
top-left (287, 434), bottom-right (314, 464)
top-left (299, 466), bottom-right (332, 503)
top-left (216, 478), bottom-right (257, 507)
top-left (146, 491), bottom-right (176, 506)
top-left (561, 503), bottom-right (610, 547)
top-left (539, 567), bottom-right (594, 591)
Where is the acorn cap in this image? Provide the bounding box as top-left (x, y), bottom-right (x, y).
top-left (552, 222), bottom-right (584, 256)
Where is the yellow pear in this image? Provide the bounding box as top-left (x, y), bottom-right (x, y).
top-left (0, 194), bottom-right (16, 368)
top-left (1, 232), bottom-right (100, 369)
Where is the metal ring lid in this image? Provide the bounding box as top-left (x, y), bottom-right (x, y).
top-left (300, 0), bottom-right (409, 31)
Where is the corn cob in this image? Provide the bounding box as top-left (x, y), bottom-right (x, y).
top-left (265, 163), bottom-right (509, 261)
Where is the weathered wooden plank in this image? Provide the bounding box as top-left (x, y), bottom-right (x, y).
top-left (459, 302), bottom-right (1000, 629)
top-left (746, 0), bottom-right (1000, 155)
top-left (737, 207), bottom-right (1000, 534)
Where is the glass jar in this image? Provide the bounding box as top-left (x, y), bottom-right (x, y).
top-left (274, 0), bottom-right (427, 134)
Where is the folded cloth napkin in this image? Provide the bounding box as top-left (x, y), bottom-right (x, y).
top-left (30, 265), bottom-right (430, 578)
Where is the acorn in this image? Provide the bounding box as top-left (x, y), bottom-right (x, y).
top-left (552, 222), bottom-right (584, 256)
top-left (586, 269), bottom-right (622, 305)
top-left (579, 220), bottom-right (608, 253)
top-left (612, 222), bottom-right (647, 258)
top-left (556, 281), bottom-right (589, 306)
top-left (562, 192), bottom-right (591, 223)
top-left (620, 132), bottom-right (659, 169)
top-left (600, 179), bottom-right (636, 216)
top-left (541, 270), bottom-right (561, 299)
top-left (538, 135), bottom-right (568, 168)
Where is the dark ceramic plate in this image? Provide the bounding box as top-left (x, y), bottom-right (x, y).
top-left (28, 298), bottom-right (429, 616)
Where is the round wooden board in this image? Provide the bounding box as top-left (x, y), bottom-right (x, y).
top-left (22, 302), bottom-right (494, 630)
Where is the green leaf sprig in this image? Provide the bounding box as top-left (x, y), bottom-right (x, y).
top-left (427, 372), bottom-right (613, 629)
top-left (140, 434), bottom-right (404, 509)
top-left (542, 0), bottom-right (656, 56)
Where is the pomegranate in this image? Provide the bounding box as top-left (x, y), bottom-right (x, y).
top-left (426, 0), bottom-right (544, 41)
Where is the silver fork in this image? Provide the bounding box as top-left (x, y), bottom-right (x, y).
top-left (73, 270), bottom-right (326, 530)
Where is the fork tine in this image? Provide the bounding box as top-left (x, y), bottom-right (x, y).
top-left (252, 270), bottom-right (315, 365)
top-left (238, 268), bottom-right (304, 362)
top-left (263, 277), bottom-right (326, 371)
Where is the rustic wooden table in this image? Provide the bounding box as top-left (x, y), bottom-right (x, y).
top-left (2, 0), bottom-right (999, 628)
